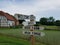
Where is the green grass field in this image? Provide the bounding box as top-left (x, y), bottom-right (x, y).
top-left (0, 28), bottom-right (60, 45)
top-left (44, 26), bottom-right (60, 30)
top-left (0, 35), bottom-right (31, 45)
top-left (0, 28), bottom-right (45, 45)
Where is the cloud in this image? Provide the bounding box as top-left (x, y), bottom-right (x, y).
top-left (1, 0), bottom-right (60, 14)
top-left (0, 0), bottom-right (60, 21)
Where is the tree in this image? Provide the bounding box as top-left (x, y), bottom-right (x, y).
top-left (55, 20), bottom-right (60, 26)
top-left (34, 21), bottom-right (40, 26)
top-left (47, 17), bottom-right (55, 25)
top-left (40, 17), bottom-right (48, 25)
top-left (40, 17), bottom-right (55, 25)
top-left (48, 17), bottom-right (55, 22)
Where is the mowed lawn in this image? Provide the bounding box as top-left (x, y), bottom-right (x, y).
top-left (0, 35), bottom-right (31, 45)
top-left (0, 28), bottom-right (60, 45)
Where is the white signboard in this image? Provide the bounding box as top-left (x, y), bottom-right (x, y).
top-left (23, 31), bottom-right (32, 35)
top-left (23, 31), bottom-right (45, 36)
top-left (33, 32), bottom-right (45, 36)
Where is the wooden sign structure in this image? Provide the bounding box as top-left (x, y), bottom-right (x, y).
top-left (22, 15), bottom-right (35, 45)
top-left (23, 15), bottom-right (45, 45)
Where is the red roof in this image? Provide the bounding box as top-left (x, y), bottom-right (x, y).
top-left (0, 11), bottom-right (16, 21)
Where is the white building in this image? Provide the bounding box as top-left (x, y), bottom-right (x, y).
top-left (14, 14), bottom-right (36, 25)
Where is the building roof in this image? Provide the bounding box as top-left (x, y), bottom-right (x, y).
top-left (0, 11), bottom-right (17, 21)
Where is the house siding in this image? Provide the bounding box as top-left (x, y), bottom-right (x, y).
top-left (8, 20), bottom-right (15, 26)
top-left (0, 15), bottom-right (15, 27)
top-left (0, 16), bottom-right (8, 27)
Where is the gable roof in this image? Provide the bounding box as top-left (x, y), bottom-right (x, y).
top-left (0, 11), bottom-right (17, 21)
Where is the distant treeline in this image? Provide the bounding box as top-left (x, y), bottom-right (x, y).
top-left (35, 16), bottom-right (60, 26)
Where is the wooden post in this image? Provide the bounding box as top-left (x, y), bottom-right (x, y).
top-left (31, 35), bottom-right (35, 45)
top-left (30, 19), bottom-right (35, 45)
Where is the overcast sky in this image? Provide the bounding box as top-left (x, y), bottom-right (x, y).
top-left (0, 0), bottom-right (60, 21)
